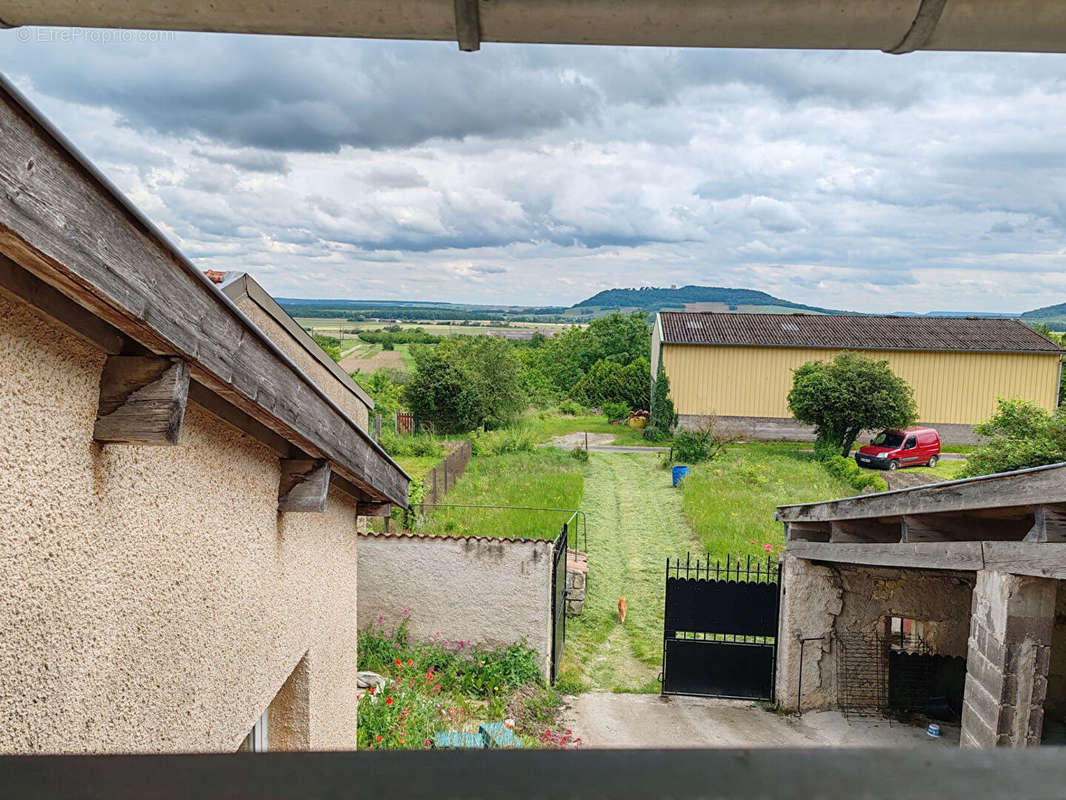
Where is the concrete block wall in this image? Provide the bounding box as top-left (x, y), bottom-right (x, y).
top-left (960, 571), bottom-right (1058, 748)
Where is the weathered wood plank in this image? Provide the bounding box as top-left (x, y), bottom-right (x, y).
top-left (94, 356), bottom-right (190, 444)
top-left (981, 542), bottom-right (1066, 579)
top-left (356, 501), bottom-right (392, 517)
top-left (785, 521), bottom-right (830, 542)
top-left (1024, 504), bottom-right (1066, 543)
top-left (0, 83), bottom-right (407, 505)
top-left (278, 459), bottom-right (331, 512)
top-left (830, 519), bottom-right (901, 544)
top-left (787, 540), bottom-right (985, 571)
top-left (0, 252), bottom-right (125, 354)
top-left (902, 512), bottom-right (1032, 543)
top-left (778, 464), bottom-right (1066, 523)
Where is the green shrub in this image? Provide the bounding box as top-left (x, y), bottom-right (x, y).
top-left (471, 427), bottom-right (537, 456)
top-left (558, 399), bottom-right (584, 416)
top-left (673, 429), bottom-right (712, 462)
top-left (960, 398), bottom-right (1066, 477)
top-left (820, 454), bottom-right (888, 493)
top-left (569, 446), bottom-right (589, 462)
top-left (602, 402), bottom-right (630, 423)
top-left (313, 333), bottom-right (343, 361)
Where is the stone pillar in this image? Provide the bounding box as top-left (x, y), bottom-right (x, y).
top-left (961, 570), bottom-right (1057, 748)
top-left (565, 550), bottom-right (588, 616)
top-left (775, 553), bottom-right (842, 712)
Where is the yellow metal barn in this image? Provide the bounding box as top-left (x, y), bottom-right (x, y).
top-left (650, 312), bottom-right (1063, 444)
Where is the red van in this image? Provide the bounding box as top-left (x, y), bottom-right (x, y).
top-left (855, 427), bottom-right (941, 471)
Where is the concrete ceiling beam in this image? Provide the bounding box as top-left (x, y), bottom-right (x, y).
top-left (1, 1), bottom-right (1066, 54)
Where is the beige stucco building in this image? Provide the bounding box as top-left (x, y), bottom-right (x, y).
top-left (0, 82), bottom-right (408, 753)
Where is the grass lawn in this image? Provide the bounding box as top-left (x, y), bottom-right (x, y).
top-left (559, 452), bottom-right (702, 693)
top-left (679, 444), bottom-right (855, 561)
top-left (391, 455), bottom-right (444, 479)
top-left (419, 449), bottom-right (584, 540)
top-left (522, 412), bottom-right (664, 447)
top-left (906, 458), bottom-right (968, 480)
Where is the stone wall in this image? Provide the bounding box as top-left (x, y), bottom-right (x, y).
top-left (960, 571), bottom-right (1058, 748)
top-left (357, 532), bottom-right (555, 676)
top-left (776, 555), bottom-right (974, 712)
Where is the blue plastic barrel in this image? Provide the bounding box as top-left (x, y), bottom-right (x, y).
top-left (672, 465), bottom-right (690, 487)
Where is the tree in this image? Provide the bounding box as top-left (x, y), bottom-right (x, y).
top-left (960, 398), bottom-right (1066, 477)
top-left (402, 336), bottom-right (525, 433)
top-left (644, 355), bottom-right (677, 441)
top-left (570, 357), bottom-right (650, 410)
top-left (787, 351), bottom-right (917, 457)
top-left (537, 312), bottom-right (651, 396)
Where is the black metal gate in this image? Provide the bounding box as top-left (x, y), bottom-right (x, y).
top-left (661, 554), bottom-right (780, 700)
top-left (550, 524), bottom-right (568, 684)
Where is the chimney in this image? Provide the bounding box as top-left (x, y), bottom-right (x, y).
top-left (204, 269), bottom-right (225, 285)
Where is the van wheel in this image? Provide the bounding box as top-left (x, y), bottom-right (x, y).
top-left (927, 455), bottom-right (939, 468)
top-left (888, 460), bottom-right (900, 471)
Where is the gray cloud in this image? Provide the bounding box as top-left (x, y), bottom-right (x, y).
top-left (6, 31), bottom-right (1066, 312)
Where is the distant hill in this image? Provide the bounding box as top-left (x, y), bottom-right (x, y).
top-left (1021, 301), bottom-right (1066, 330)
top-left (568, 286), bottom-right (846, 316)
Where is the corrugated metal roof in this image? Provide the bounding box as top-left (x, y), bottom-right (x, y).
top-left (658, 312), bottom-right (1063, 354)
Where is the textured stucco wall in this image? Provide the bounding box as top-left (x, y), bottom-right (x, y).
top-left (235, 296), bottom-right (369, 431)
top-left (0, 293), bottom-right (360, 754)
top-left (356, 534), bottom-right (554, 676)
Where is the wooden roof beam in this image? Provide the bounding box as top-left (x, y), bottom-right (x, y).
top-left (0, 78), bottom-right (408, 507)
top-left (777, 463), bottom-right (1066, 525)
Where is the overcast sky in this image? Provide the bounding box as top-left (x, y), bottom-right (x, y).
top-left (5, 29), bottom-right (1066, 313)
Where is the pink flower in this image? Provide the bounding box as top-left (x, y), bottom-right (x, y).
top-left (764, 543), bottom-right (772, 553)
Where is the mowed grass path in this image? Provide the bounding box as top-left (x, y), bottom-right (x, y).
top-left (560, 452), bottom-right (703, 693)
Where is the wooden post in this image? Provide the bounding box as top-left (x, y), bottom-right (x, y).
top-left (93, 356), bottom-right (190, 445)
top-left (394, 413), bottom-right (399, 435)
top-left (585, 431), bottom-right (589, 451)
top-left (356, 501), bottom-right (392, 517)
top-left (374, 413), bottom-right (382, 441)
top-left (278, 459), bottom-right (331, 512)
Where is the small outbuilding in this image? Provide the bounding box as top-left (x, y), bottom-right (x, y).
top-left (0, 78), bottom-right (408, 753)
top-left (651, 311), bottom-right (1063, 443)
top-left (775, 464), bottom-right (1066, 747)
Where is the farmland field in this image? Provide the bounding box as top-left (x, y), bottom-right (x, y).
top-left (294, 317), bottom-right (573, 338)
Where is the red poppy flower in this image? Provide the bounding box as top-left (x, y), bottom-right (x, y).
top-left (386, 697), bottom-right (393, 706)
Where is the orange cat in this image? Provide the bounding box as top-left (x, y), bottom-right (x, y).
top-left (617, 596), bottom-right (627, 623)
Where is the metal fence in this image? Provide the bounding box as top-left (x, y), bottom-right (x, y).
top-left (420, 440), bottom-right (472, 507)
